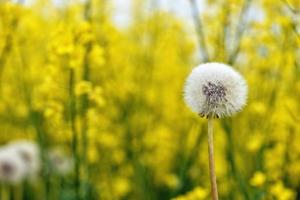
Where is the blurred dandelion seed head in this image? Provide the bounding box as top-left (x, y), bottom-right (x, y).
top-left (184, 62), bottom-right (247, 118)
top-left (49, 149), bottom-right (73, 176)
top-left (7, 140), bottom-right (40, 179)
top-left (0, 148), bottom-right (27, 184)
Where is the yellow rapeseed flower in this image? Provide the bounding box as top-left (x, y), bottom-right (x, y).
top-left (75, 81), bottom-right (93, 96)
top-left (250, 171), bottom-right (266, 187)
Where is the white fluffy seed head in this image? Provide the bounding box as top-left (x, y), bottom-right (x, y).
top-left (7, 140), bottom-right (41, 180)
top-left (48, 149), bottom-right (73, 176)
top-left (0, 147), bottom-right (27, 184)
top-left (184, 62), bottom-right (247, 118)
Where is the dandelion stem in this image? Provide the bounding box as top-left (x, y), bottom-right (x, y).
top-left (207, 116), bottom-right (219, 200)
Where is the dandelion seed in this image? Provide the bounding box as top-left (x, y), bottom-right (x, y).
top-left (184, 62), bottom-right (247, 118)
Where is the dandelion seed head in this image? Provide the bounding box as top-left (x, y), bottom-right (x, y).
top-left (184, 62), bottom-right (247, 118)
top-left (7, 140), bottom-right (40, 179)
top-left (0, 148), bottom-right (27, 184)
top-left (49, 149), bottom-right (73, 176)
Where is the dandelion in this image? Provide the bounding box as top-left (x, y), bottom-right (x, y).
top-left (48, 149), bottom-right (73, 176)
top-left (0, 148), bottom-right (27, 184)
top-left (7, 140), bottom-right (40, 180)
top-left (184, 62), bottom-right (247, 200)
top-left (184, 62), bottom-right (247, 118)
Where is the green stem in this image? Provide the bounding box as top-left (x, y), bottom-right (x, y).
top-left (207, 117), bottom-right (219, 200)
top-left (69, 68), bottom-right (80, 200)
top-left (172, 125), bottom-right (205, 196)
top-left (13, 185), bottom-right (22, 200)
top-left (30, 110), bottom-right (49, 199)
top-left (227, 0), bottom-right (252, 65)
top-left (49, 176), bottom-right (60, 200)
top-left (0, 184), bottom-right (9, 200)
top-left (80, 3), bottom-right (92, 198)
top-left (188, 0), bottom-right (210, 62)
top-left (80, 39), bottom-right (92, 200)
top-left (223, 119), bottom-right (251, 200)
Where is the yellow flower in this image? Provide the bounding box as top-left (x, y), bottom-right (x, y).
top-left (89, 86), bottom-right (105, 107)
top-left (79, 33), bottom-right (94, 45)
top-left (163, 174), bottom-right (180, 189)
top-left (75, 21), bottom-right (92, 35)
top-left (250, 171), bottom-right (266, 187)
top-left (270, 181), bottom-right (295, 200)
top-left (246, 133), bottom-right (264, 153)
top-left (75, 81), bottom-right (92, 96)
top-left (173, 187), bottom-right (208, 200)
top-left (249, 101), bottom-right (267, 116)
top-left (88, 45), bottom-right (105, 66)
top-left (88, 145), bottom-right (99, 164)
top-left (56, 43), bottom-right (74, 56)
top-left (113, 177), bottom-right (131, 198)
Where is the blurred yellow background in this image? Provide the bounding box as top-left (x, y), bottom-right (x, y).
top-left (0, 0), bottom-right (300, 199)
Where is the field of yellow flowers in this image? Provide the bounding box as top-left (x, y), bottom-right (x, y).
top-left (0, 0), bottom-right (300, 199)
